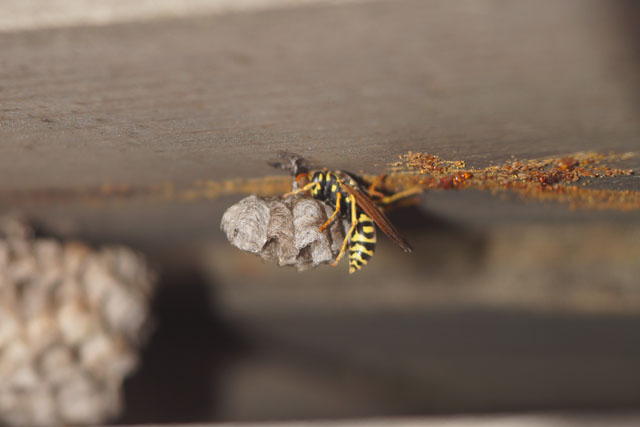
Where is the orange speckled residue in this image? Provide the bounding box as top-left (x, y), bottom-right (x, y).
top-left (0, 176), bottom-right (292, 205)
top-left (178, 176), bottom-right (291, 201)
top-left (383, 151), bottom-right (638, 211)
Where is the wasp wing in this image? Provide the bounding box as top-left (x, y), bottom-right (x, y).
top-left (335, 172), bottom-right (413, 253)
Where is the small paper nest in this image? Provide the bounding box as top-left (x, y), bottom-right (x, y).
top-left (221, 195), bottom-right (346, 270)
top-left (0, 217), bottom-right (155, 427)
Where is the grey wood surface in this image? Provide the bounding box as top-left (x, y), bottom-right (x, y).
top-left (2, 0), bottom-right (639, 192)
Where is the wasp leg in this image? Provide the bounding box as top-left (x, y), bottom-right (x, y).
top-left (331, 195), bottom-right (358, 267)
top-left (283, 182), bottom-right (320, 198)
top-left (367, 173), bottom-right (387, 199)
top-left (376, 187), bottom-right (423, 206)
top-left (318, 192), bottom-right (341, 232)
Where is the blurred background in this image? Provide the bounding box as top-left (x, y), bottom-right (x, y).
top-left (1, 0), bottom-right (640, 425)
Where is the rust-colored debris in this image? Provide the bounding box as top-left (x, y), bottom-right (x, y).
top-left (181, 176), bottom-right (291, 201)
top-left (383, 151), bottom-right (638, 211)
top-left (0, 176), bottom-right (292, 205)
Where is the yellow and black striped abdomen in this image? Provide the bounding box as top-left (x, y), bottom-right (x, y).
top-left (348, 212), bottom-right (376, 273)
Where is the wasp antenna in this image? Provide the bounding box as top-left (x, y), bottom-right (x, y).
top-left (267, 160), bottom-right (284, 170)
top-left (268, 151), bottom-right (310, 176)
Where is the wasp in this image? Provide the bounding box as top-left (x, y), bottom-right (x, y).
top-left (270, 152), bottom-right (415, 273)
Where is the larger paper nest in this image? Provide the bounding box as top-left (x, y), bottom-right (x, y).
top-left (0, 218), bottom-right (155, 426)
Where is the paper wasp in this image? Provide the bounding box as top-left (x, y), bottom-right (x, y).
top-left (270, 152), bottom-right (414, 273)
